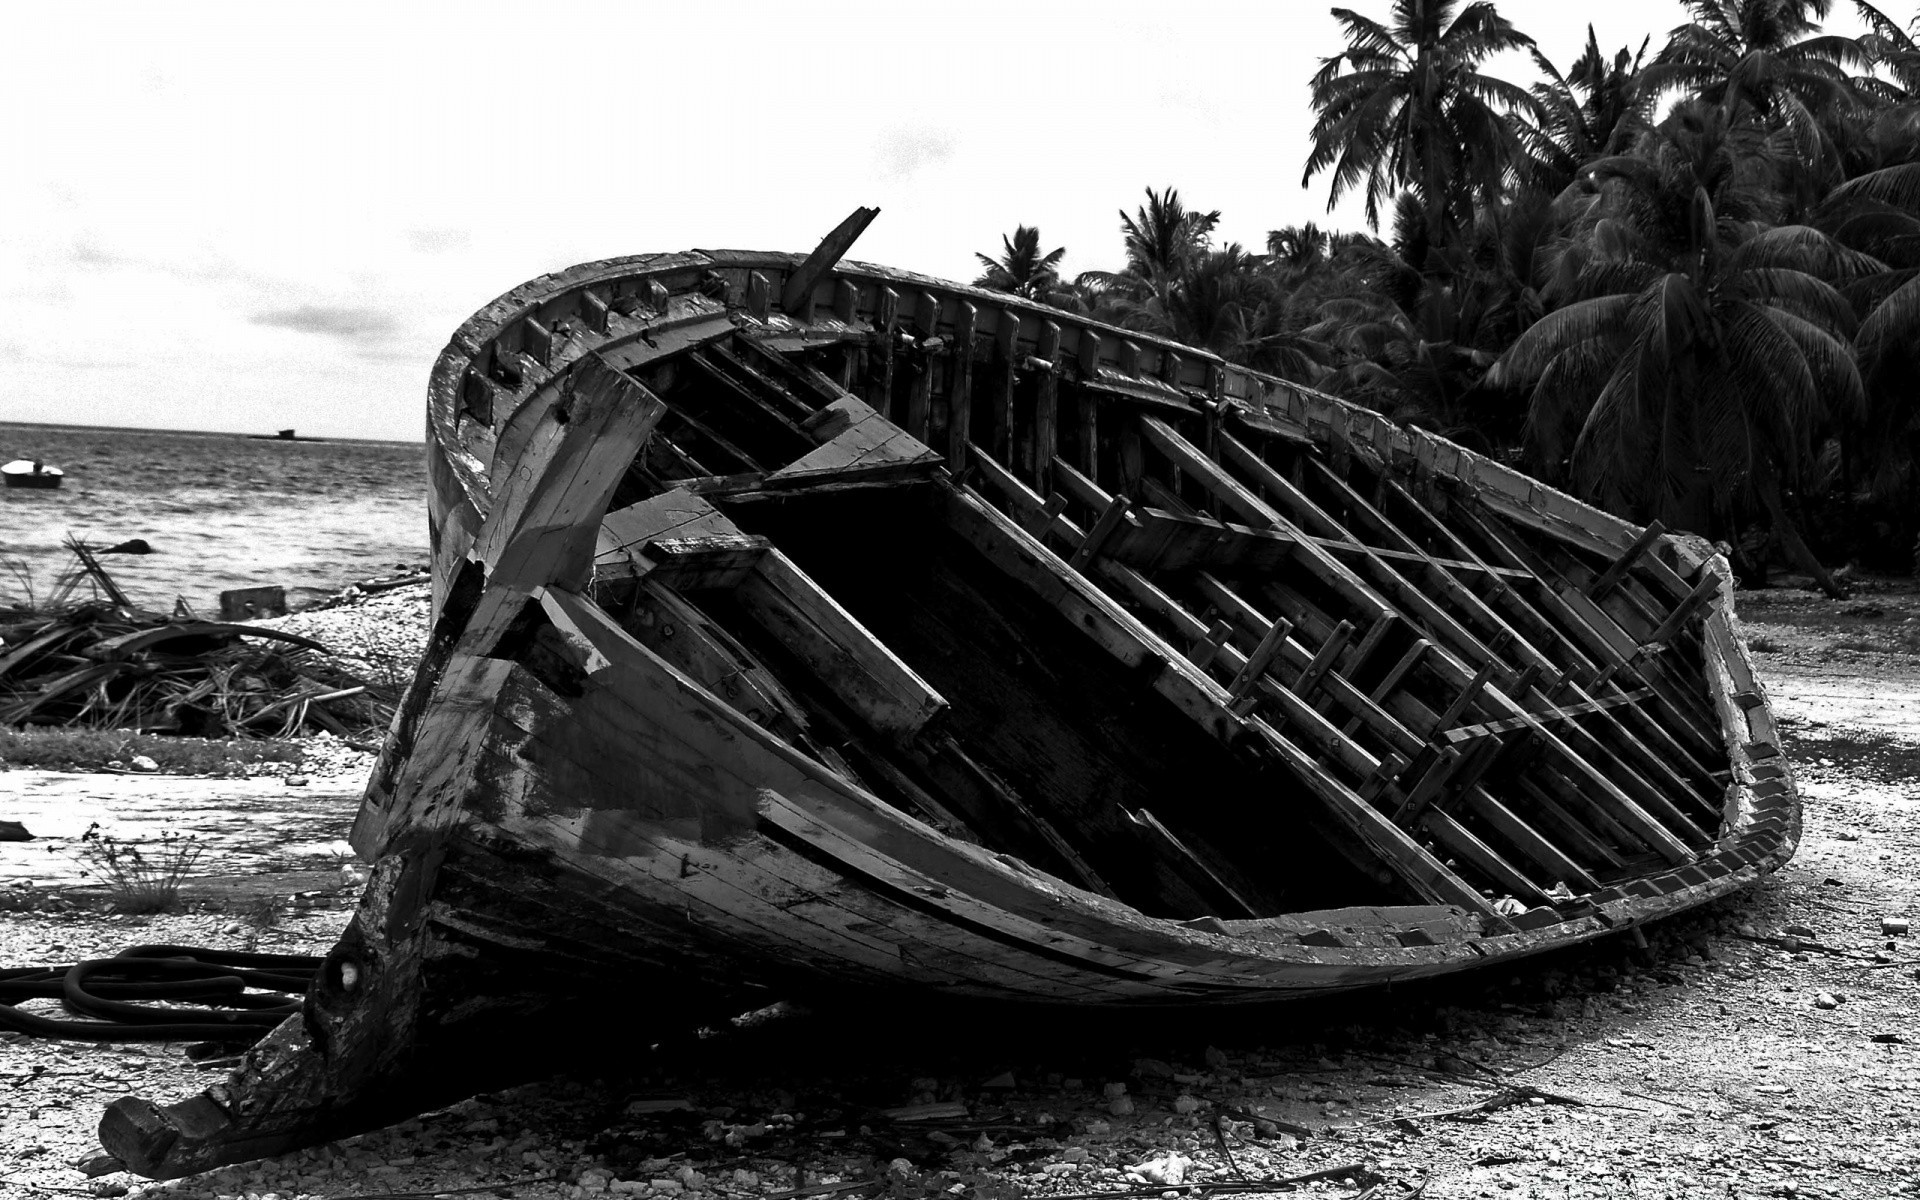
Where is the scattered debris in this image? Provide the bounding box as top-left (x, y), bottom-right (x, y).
top-left (0, 589), bottom-right (398, 739)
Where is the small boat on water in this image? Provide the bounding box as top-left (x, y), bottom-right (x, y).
top-left (103, 211), bottom-right (1799, 1178)
top-left (246, 429), bottom-right (326, 442)
top-left (1, 459), bottom-right (63, 489)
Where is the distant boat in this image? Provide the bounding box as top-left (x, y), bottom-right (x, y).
top-left (1, 459), bottom-right (63, 489)
top-left (246, 429), bottom-right (327, 442)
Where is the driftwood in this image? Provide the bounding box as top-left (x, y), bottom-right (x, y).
top-left (0, 598), bottom-right (395, 739)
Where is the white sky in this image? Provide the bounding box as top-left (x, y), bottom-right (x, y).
top-left (0, 1), bottom-right (1888, 442)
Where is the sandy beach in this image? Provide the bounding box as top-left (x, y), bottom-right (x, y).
top-left (0, 582), bottom-right (1914, 1199)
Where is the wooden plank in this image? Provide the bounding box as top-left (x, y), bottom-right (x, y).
top-left (905, 343), bottom-right (935, 443)
top-left (941, 485), bottom-right (1498, 917)
top-left (684, 350), bottom-right (813, 444)
top-left (1589, 520), bottom-right (1668, 601)
top-left (1217, 433), bottom-right (1351, 539)
top-left (871, 287), bottom-right (899, 419)
top-left (992, 312), bottom-right (1020, 464)
top-left (639, 534), bottom-right (770, 591)
top-left (946, 303), bottom-right (978, 471)
top-left (734, 549), bottom-right (948, 741)
top-left (925, 735), bottom-right (1121, 901)
top-left (1648, 570), bottom-right (1724, 645)
top-left (1449, 502), bottom-right (1726, 774)
top-left (1187, 574), bottom-right (1424, 759)
top-left (475, 353), bottom-right (669, 592)
top-left (1443, 689), bottom-right (1657, 743)
top-left (1209, 434), bottom-right (1699, 863)
top-left (1460, 786), bottom-right (1600, 891)
top-left (1130, 808), bottom-right (1260, 918)
top-left (1422, 808), bottom-right (1553, 904)
top-left (1032, 321), bottom-right (1062, 489)
top-left (1141, 417), bottom-right (1287, 527)
top-left (781, 206), bottom-right (880, 313)
top-left (770, 397), bottom-right (942, 483)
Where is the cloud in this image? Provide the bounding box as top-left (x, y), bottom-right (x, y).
top-left (874, 126), bottom-right (956, 181)
top-left (68, 239), bottom-right (132, 267)
top-left (250, 304), bottom-right (402, 346)
top-left (406, 228), bottom-right (470, 254)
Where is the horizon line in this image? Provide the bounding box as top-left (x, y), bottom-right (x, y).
top-left (0, 418), bottom-right (425, 446)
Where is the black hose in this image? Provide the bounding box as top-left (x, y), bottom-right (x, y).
top-left (0, 945), bottom-right (323, 1044)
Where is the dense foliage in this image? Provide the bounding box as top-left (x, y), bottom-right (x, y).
top-left (972, 0), bottom-right (1920, 592)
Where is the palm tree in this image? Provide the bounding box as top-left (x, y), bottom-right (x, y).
top-left (1642, 0), bottom-right (1871, 180)
top-left (1302, 0), bottom-right (1541, 260)
top-left (973, 226), bottom-right (1067, 300)
top-left (1076, 187), bottom-right (1221, 306)
top-left (1523, 27), bottom-right (1653, 196)
top-left (1821, 149), bottom-right (1920, 506)
top-left (1489, 104), bottom-right (1869, 595)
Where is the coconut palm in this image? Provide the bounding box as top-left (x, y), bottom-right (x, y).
top-left (1523, 28), bottom-right (1653, 195)
top-left (1489, 105), bottom-right (1870, 595)
top-left (1075, 187), bottom-right (1221, 307)
top-left (1302, 0), bottom-right (1541, 259)
top-left (1642, 0), bottom-right (1871, 182)
top-left (973, 226), bottom-right (1067, 301)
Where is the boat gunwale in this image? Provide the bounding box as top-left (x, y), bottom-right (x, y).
top-left (413, 246), bottom-right (1798, 967)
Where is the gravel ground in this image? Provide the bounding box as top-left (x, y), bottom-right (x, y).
top-left (1, 580), bottom-right (1917, 1200)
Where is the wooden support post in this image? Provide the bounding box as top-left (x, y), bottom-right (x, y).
top-left (1589, 520), bottom-right (1667, 601)
top-left (579, 290), bottom-right (610, 335)
top-left (1227, 617), bottom-right (1294, 710)
top-left (993, 312), bottom-right (1019, 464)
top-left (1069, 496), bottom-right (1133, 570)
top-left (905, 349), bottom-right (934, 443)
top-left (1391, 745), bottom-right (1462, 823)
top-left (833, 279), bottom-right (860, 324)
top-left (1647, 569), bottom-right (1722, 645)
top-left (872, 287), bottom-right (899, 419)
top-left (1032, 321), bottom-right (1062, 490)
top-left (745, 272), bottom-right (772, 321)
top-left (1294, 619), bottom-right (1355, 698)
top-left (1023, 493), bottom-right (1070, 540)
top-left (1357, 751), bottom-right (1411, 803)
top-left (1435, 661), bottom-right (1499, 733)
top-left (1190, 620), bottom-right (1235, 670)
top-left (946, 303), bottom-right (977, 471)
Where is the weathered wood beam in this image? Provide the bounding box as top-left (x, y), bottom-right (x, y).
top-left (780, 206), bottom-right (880, 314)
top-left (734, 550), bottom-right (948, 742)
top-left (475, 353), bottom-right (669, 592)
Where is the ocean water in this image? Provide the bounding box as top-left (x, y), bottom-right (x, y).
top-left (0, 422), bottom-right (428, 613)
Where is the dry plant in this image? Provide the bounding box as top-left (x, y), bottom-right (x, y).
top-left (60, 822), bottom-right (206, 914)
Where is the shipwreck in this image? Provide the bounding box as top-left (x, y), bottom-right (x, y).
top-left (103, 209), bottom-right (1798, 1178)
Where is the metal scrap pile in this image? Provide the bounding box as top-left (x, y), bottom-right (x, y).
top-left (0, 602), bottom-right (397, 739)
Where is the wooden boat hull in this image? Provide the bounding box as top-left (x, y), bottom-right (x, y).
top-left (102, 226), bottom-right (1798, 1178)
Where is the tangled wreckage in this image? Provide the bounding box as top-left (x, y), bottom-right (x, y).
top-left (103, 210), bottom-right (1798, 1177)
